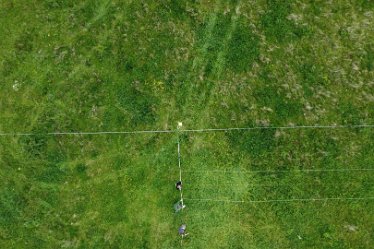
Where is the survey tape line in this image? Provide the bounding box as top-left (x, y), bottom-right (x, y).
top-left (185, 196), bottom-right (374, 203)
top-left (0, 130), bottom-right (174, 136)
top-left (182, 168), bottom-right (374, 174)
top-left (178, 141), bottom-right (182, 182)
top-left (182, 124), bottom-right (374, 132)
top-left (177, 137), bottom-right (184, 206)
top-left (1, 124), bottom-right (373, 136)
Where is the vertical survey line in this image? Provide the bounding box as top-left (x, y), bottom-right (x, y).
top-left (177, 134), bottom-right (184, 207)
top-left (176, 123), bottom-right (186, 246)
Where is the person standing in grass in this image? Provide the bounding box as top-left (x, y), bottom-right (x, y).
top-left (176, 181), bottom-right (182, 191)
top-left (174, 200), bottom-right (186, 212)
top-left (179, 224), bottom-right (188, 237)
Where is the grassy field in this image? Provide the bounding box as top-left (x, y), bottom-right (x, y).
top-left (1, 0), bottom-right (374, 248)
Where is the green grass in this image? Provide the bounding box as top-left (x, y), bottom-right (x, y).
top-left (1, 0), bottom-right (374, 248)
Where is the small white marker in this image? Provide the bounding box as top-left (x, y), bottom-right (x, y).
top-left (177, 122), bottom-right (183, 129)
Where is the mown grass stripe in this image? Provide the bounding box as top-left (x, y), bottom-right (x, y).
top-left (212, 2), bottom-right (242, 78)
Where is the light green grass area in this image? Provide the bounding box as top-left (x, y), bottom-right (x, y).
top-left (1, 0), bottom-right (374, 248)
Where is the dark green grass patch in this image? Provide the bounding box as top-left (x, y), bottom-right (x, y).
top-left (226, 17), bottom-right (260, 73)
top-left (0, 186), bottom-right (25, 227)
top-left (116, 84), bottom-right (158, 126)
top-left (253, 82), bottom-right (304, 124)
top-left (361, 45), bottom-right (374, 71)
top-left (226, 129), bottom-right (276, 157)
top-left (339, 102), bottom-right (370, 126)
top-left (290, 46), bottom-right (331, 98)
top-left (261, 0), bottom-right (310, 43)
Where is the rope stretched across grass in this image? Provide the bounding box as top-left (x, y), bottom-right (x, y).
top-left (185, 196), bottom-right (374, 204)
top-left (176, 139), bottom-right (185, 209)
top-left (1, 124), bottom-right (374, 136)
top-left (182, 168), bottom-right (374, 174)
